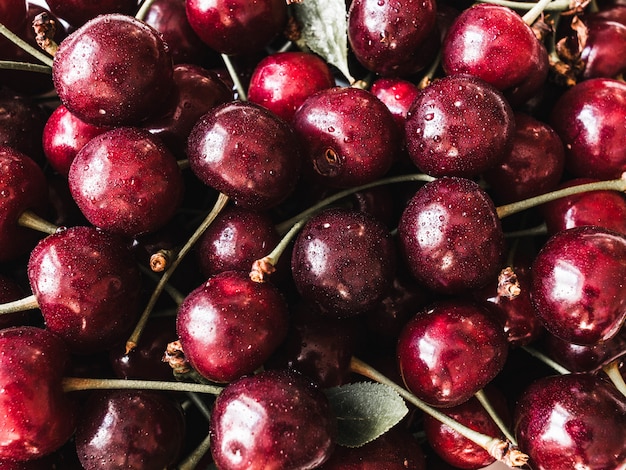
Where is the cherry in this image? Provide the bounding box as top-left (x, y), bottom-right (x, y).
top-left (247, 51), bottom-right (336, 122)
top-left (0, 326), bottom-right (75, 462)
top-left (347, 0), bottom-right (438, 77)
top-left (549, 78), bottom-right (626, 179)
top-left (514, 373), bottom-right (626, 469)
top-left (369, 77), bottom-right (421, 139)
top-left (404, 74), bottom-right (514, 178)
top-left (291, 206), bottom-right (396, 318)
top-left (397, 177), bottom-right (505, 294)
top-left (543, 330), bottom-right (626, 373)
top-left (292, 86), bottom-right (398, 188)
top-left (68, 127), bottom-right (184, 238)
top-left (209, 369), bottom-right (336, 470)
top-left (52, 13), bottom-right (175, 127)
top-left (0, 1), bottom-right (27, 36)
top-left (75, 390), bottom-right (185, 469)
top-left (27, 226), bottom-right (142, 353)
top-left (397, 300), bottom-right (509, 408)
top-left (580, 17), bottom-right (626, 80)
top-left (42, 104), bottom-right (110, 177)
top-left (176, 270), bottom-right (289, 383)
top-left (45, 0), bottom-right (138, 27)
top-left (185, 0), bottom-right (288, 56)
top-left (187, 101), bottom-right (302, 210)
top-left (530, 225), bottom-right (626, 345)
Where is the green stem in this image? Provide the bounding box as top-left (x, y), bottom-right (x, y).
top-left (0, 294), bottom-right (39, 315)
top-left (178, 433), bottom-right (212, 470)
top-left (62, 377), bottom-right (224, 396)
top-left (18, 210), bottom-right (59, 235)
top-left (602, 360), bottom-right (626, 398)
top-left (475, 389), bottom-right (517, 445)
top-left (0, 23), bottom-right (54, 67)
top-left (221, 54), bottom-right (247, 101)
top-left (476, 0), bottom-right (571, 12)
top-left (522, 0), bottom-right (556, 25)
top-left (134, 0), bottom-right (157, 20)
top-left (504, 222), bottom-right (547, 239)
top-left (521, 345), bottom-right (571, 375)
top-left (0, 60), bottom-right (52, 74)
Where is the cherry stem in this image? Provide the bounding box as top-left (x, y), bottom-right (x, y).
top-left (135, 0), bottom-right (157, 21)
top-left (496, 178), bottom-right (626, 219)
top-left (18, 210), bottom-right (59, 235)
top-left (149, 248), bottom-right (179, 273)
top-left (32, 12), bottom-right (58, 56)
top-left (602, 359), bottom-right (626, 398)
top-left (522, 0), bottom-right (555, 25)
top-left (137, 265), bottom-right (186, 305)
top-left (475, 389), bottom-right (517, 445)
top-left (125, 192), bottom-right (230, 354)
top-left (521, 345), bottom-right (571, 375)
top-left (418, 49), bottom-right (442, 90)
top-left (504, 222), bottom-right (547, 239)
top-left (0, 294), bottom-right (39, 315)
top-left (62, 376), bottom-right (224, 396)
top-left (221, 53), bottom-right (248, 101)
top-left (0, 60), bottom-right (51, 74)
top-left (477, 0), bottom-right (571, 12)
top-left (0, 22), bottom-right (54, 67)
top-left (178, 432), bottom-right (212, 470)
top-left (349, 357), bottom-right (529, 468)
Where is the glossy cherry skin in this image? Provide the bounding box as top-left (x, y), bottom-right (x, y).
top-left (247, 51), bottom-right (336, 122)
top-left (543, 330), bottom-right (626, 372)
top-left (27, 226), bottom-right (142, 353)
top-left (540, 177), bottom-right (626, 237)
top-left (187, 101), bottom-right (302, 210)
top-left (370, 77), bottom-right (421, 139)
top-left (580, 18), bottom-right (626, 80)
top-left (531, 226), bottom-right (626, 345)
top-left (210, 369), bottom-right (336, 470)
top-left (42, 104), bottom-right (110, 177)
top-left (291, 207), bottom-right (396, 318)
top-left (46, 0), bottom-right (137, 27)
top-left (0, 326), bottom-right (75, 461)
top-left (176, 270), bottom-right (289, 383)
top-left (292, 87), bottom-right (398, 189)
top-left (347, 0), bottom-right (438, 77)
top-left (75, 390), bottom-right (185, 470)
top-left (185, 0), bottom-right (287, 56)
top-left (0, 1), bottom-right (26, 36)
top-left (549, 78), bottom-right (626, 179)
top-left (397, 177), bottom-right (505, 294)
top-left (0, 146), bottom-right (49, 263)
top-left (483, 112), bottom-right (565, 204)
top-left (515, 373), bottom-right (626, 469)
top-left (68, 127), bottom-right (184, 238)
top-left (442, 4), bottom-right (549, 105)
top-left (397, 300), bottom-right (509, 407)
top-left (52, 14), bottom-right (174, 127)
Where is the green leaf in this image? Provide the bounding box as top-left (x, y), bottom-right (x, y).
top-left (290, 0), bottom-right (354, 84)
top-left (324, 381), bottom-right (409, 448)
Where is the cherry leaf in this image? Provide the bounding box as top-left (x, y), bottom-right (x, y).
top-left (324, 381), bottom-right (409, 447)
top-left (290, 0), bottom-right (355, 84)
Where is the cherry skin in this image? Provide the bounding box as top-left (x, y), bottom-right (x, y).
top-left (0, 326), bottom-right (76, 462)
top-left (75, 390), bottom-right (185, 470)
top-left (187, 101), bottom-right (302, 210)
top-left (247, 51), bottom-right (336, 122)
top-left (185, 0), bottom-right (287, 56)
top-left (291, 207), bottom-right (396, 318)
top-left (52, 14), bottom-right (175, 127)
top-left (176, 270), bottom-right (289, 383)
top-left (514, 373), bottom-right (626, 469)
top-left (530, 225), bottom-right (626, 345)
top-left (580, 17), bottom-right (626, 80)
top-left (549, 78), bottom-right (626, 179)
top-left (68, 127), bottom-right (184, 238)
top-left (45, 0), bottom-right (138, 27)
top-left (292, 86), bottom-right (399, 189)
top-left (370, 77), bottom-right (421, 140)
top-left (397, 177), bottom-right (505, 295)
top-left (543, 330), bottom-right (626, 373)
top-left (397, 300), bottom-right (509, 408)
top-left (209, 369), bottom-right (336, 470)
top-left (0, 1), bottom-right (27, 36)
top-left (27, 226), bottom-right (143, 354)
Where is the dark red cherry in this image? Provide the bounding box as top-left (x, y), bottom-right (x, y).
top-left (210, 369), bottom-right (336, 470)
top-left (540, 177), bottom-right (626, 237)
top-left (68, 127), bottom-right (184, 238)
top-left (580, 18), bottom-right (626, 80)
top-left (543, 330), bottom-right (626, 372)
top-left (482, 112), bottom-right (565, 204)
top-left (292, 86), bottom-right (398, 188)
top-left (176, 270), bottom-right (289, 383)
top-left (530, 225), bottom-right (626, 345)
top-left (291, 207), bottom-right (396, 318)
top-left (0, 1), bottom-right (26, 36)
top-left (397, 177), bottom-right (505, 294)
top-left (347, 0), bottom-right (438, 77)
top-left (27, 226), bottom-right (142, 353)
top-left (46, 0), bottom-right (137, 27)
top-left (0, 326), bottom-right (75, 462)
top-left (42, 104), bottom-right (110, 177)
top-left (0, 146), bottom-right (49, 263)
top-left (515, 373), bottom-right (626, 469)
top-left (187, 101), bottom-right (302, 210)
top-left (52, 14), bottom-right (174, 127)
top-left (185, 0), bottom-right (287, 56)
top-left (247, 51), bottom-right (336, 122)
top-left (75, 390), bottom-right (185, 470)
top-left (397, 300), bottom-right (509, 407)
top-left (549, 78), bottom-right (626, 179)
top-left (370, 77), bottom-right (421, 138)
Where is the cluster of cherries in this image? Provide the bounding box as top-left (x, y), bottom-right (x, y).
top-left (0, 0), bottom-right (625, 469)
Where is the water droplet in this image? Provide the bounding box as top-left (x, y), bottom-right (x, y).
top-left (424, 113), bottom-right (434, 121)
top-left (327, 126), bottom-right (335, 133)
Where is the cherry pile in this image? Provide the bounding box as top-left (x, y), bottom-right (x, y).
top-left (0, 0), bottom-right (625, 469)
